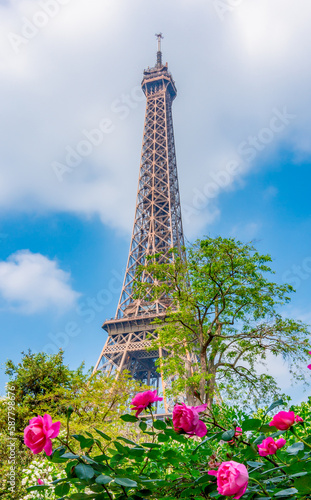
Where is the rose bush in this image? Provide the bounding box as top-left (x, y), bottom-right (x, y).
top-left (21, 393), bottom-right (311, 499)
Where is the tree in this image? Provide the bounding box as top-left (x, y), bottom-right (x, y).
top-left (3, 350), bottom-right (85, 432)
top-left (135, 237), bottom-right (310, 409)
top-left (0, 350), bottom-right (145, 499)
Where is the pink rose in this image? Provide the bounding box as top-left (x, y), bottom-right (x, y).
top-left (172, 403), bottom-right (207, 437)
top-left (131, 390), bottom-right (163, 417)
top-left (24, 414), bottom-right (61, 456)
top-left (258, 436), bottom-right (286, 456)
top-left (295, 415), bottom-right (303, 423)
top-left (229, 426), bottom-right (243, 444)
top-left (208, 461), bottom-right (248, 499)
top-left (269, 411), bottom-right (295, 430)
top-left (308, 364), bottom-right (311, 370)
top-left (37, 479), bottom-right (44, 485)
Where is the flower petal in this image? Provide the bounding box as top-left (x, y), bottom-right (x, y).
top-left (49, 421), bottom-right (61, 439)
top-left (195, 419), bottom-right (207, 437)
top-left (43, 439), bottom-right (53, 456)
top-left (43, 414), bottom-right (53, 429)
top-left (208, 470), bottom-right (218, 477)
top-left (192, 404), bottom-right (208, 413)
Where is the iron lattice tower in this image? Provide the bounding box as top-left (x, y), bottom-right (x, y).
top-left (94, 36), bottom-right (184, 410)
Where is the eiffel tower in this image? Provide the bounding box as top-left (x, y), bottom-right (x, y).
top-left (94, 35), bottom-right (184, 411)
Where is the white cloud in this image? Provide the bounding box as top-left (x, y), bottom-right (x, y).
top-left (230, 222), bottom-right (261, 240)
top-left (0, 250), bottom-right (80, 314)
top-left (0, 0), bottom-right (310, 237)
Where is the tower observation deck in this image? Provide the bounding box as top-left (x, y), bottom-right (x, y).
top-left (94, 35), bottom-right (184, 411)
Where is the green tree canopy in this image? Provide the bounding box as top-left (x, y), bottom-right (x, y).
top-left (135, 236), bottom-right (310, 408)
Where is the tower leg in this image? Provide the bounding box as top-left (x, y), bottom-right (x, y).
top-left (115, 333), bottom-right (133, 380)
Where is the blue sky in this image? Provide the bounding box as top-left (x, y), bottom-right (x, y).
top-left (0, 0), bottom-right (310, 403)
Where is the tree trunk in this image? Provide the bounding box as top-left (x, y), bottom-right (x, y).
top-left (206, 364), bottom-right (217, 411)
top-left (199, 348), bottom-right (208, 405)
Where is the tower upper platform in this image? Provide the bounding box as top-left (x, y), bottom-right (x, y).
top-left (141, 35), bottom-right (177, 100)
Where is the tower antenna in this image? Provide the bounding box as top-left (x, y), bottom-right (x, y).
top-left (155, 32), bottom-right (164, 67)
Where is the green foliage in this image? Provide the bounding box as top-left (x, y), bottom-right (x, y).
top-left (134, 237), bottom-right (310, 408)
top-left (19, 397), bottom-right (311, 499)
top-left (0, 350), bottom-right (146, 499)
top-left (3, 350), bottom-right (85, 433)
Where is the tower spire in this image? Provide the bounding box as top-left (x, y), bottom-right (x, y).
top-left (155, 32), bottom-right (163, 68)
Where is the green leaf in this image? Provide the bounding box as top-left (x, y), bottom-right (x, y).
top-left (61, 453), bottom-right (80, 460)
top-left (270, 430), bottom-right (286, 439)
top-left (195, 473), bottom-right (213, 484)
top-left (89, 484), bottom-right (104, 493)
top-left (141, 442), bottom-right (161, 448)
top-left (163, 449), bottom-right (177, 459)
top-left (241, 418), bottom-right (262, 431)
top-left (253, 434), bottom-right (266, 445)
top-left (153, 420), bottom-right (166, 430)
top-left (274, 488), bottom-right (298, 497)
top-left (261, 466), bottom-right (286, 475)
top-left (69, 494), bottom-right (91, 499)
top-left (50, 447), bottom-right (68, 463)
top-left (74, 463), bottom-right (95, 480)
top-left (114, 441), bottom-right (127, 454)
top-left (158, 433), bottom-right (170, 442)
top-left (115, 477), bottom-right (138, 487)
top-left (93, 453), bottom-right (110, 462)
top-left (128, 447), bottom-right (145, 457)
top-left (27, 486), bottom-right (50, 492)
top-left (117, 436), bottom-right (138, 446)
top-left (110, 453), bottom-right (124, 464)
top-left (139, 421), bottom-right (147, 431)
top-left (95, 428), bottom-right (111, 441)
top-left (81, 455), bottom-right (98, 464)
top-left (286, 442), bottom-right (304, 455)
top-left (96, 475), bottom-right (113, 485)
top-left (52, 478), bottom-right (69, 485)
top-left (221, 429), bottom-right (235, 441)
top-left (294, 475), bottom-right (311, 494)
top-left (192, 433), bottom-right (221, 454)
top-left (260, 425), bottom-right (277, 434)
top-left (247, 461), bottom-right (264, 469)
top-left (55, 482), bottom-right (70, 496)
top-left (120, 414), bottom-right (139, 422)
top-left (72, 434), bottom-right (94, 449)
top-left (265, 399), bottom-right (285, 416)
